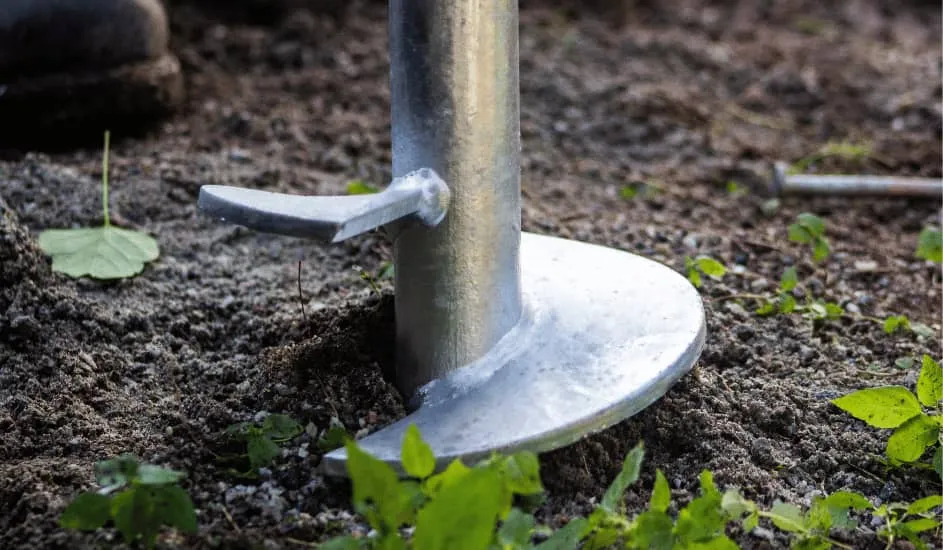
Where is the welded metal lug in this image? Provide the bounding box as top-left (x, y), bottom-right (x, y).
top-left (198, 168), bottom-right (450, 243)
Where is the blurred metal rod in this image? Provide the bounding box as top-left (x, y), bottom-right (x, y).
top-left (771, 162), bottom-right (943, 198)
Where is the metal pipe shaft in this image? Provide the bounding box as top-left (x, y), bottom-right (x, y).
top-left (771, 162), bottom-right (943, 198)
top-left (389, 0), bottom-right (523, 400)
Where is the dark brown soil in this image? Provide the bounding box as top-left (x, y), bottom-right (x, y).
top-left (1, 1), bottom-right (941, 549)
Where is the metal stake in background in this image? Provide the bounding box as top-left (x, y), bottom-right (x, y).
top-left (198, 0), bottom-right (705, 475)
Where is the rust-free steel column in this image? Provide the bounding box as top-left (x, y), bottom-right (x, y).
top-left (390, 0), bottom-right (522, 399)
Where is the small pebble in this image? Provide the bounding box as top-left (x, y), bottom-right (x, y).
top-left (750, 278), bottom-right (770, 292)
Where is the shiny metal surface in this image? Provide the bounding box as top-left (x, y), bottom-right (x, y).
top-left (321, 232), bottom-right (706, 476)
top-left (390, 0), bottom-right (523, 399)
top-left (197, 168), bottom-right (450, 243)
top-left (771, 162), bottom-right (943, 198)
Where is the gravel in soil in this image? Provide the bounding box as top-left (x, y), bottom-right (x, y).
top-left (1, 1), bottom-right (941, 549)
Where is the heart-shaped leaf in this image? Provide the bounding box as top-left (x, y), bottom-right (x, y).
top-left (38, 226), bottom-right (159, 280)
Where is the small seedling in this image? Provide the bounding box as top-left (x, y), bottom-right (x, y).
top-left (59, 455), bottom-right (196, 549)
top-left (756, 267), bottom-right (799, 316)
top-left (316, 416), bottom-right (350, 452)
top-left (684, 256), bottom-right (726, 288)
top-left (37, 131), bottom-right (160, 280)
top-left (787, 140), bottom-right (872, 175)
top-left (223, 413), bottom-right (303, 475)
top-left (347, 180), bottom-right (380, 195)
top-left (915, 227), bottom-right (942, 264)
top-left (788, 213), bottom-right (830, 262)
top-left (620, 181), bottom-right (662, 200)
top-left (725, 180), bottom-right (747, 196)
top-left (873, 495), bottom-right (943, 550)
top-left (355, 265), bottom-right (384, 295)
top-left (832, 355), bottom-right (942, 468)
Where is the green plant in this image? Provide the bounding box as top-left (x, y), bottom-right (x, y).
top-left (620, 181), bottom-right (662, 200)
top-left (725, 181), bottom-right (746, 196)
top-left (684, 256), bottom-right (727, 288)
top-left (317, 416), bottom-right (350, 452)
top-left (321, 424), bottom-right (547, 550)
top-left (756, 267), bottom-right (799, 316)
top-left (60, 455), bottom-right (196, 549)
top-left (38, 131), bottom-right (160, 279)
top-left (223, 413), bottom-right (303, 475)
top-left (915, 227), bottom-right (942, 264)
top-left (320, 427), bottom-right (943, 550)
top-left (872, 495), bottom-right (943, 550)
top-left (787, 140), bottom-right (872, 175)
top-left (832, 355), bottom-right (942, 469)
top-left (347, 180), bottom-right (380, 195)
top-left (788, 213), bottom-right (830, 262)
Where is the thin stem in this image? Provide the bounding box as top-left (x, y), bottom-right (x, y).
top-left (297, 260), bottom-right (307, 323)
top-left (102, 130), bottom-right (111, 227)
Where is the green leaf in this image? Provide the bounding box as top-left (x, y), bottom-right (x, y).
top-left (111, 487), bottom-right (159, 548)
top-left (414, 467), bottom-right (503, 550)
top-left (901, 518), bottom-right (940, 533)
top-left (907, 495), bottom-right (943, 515)
top-left (675, 480), bottom-right (726, 542)
top-left (687, 536), bottom-right (740, 550)
top-left (38, 226), bottom-right (159, 280)
top-left (262, 414), bottom-right (302, 440)
top-left (319, 536), bottom-right (363, 550)
top-left (916, 227), bottom-right (943, 263)
top-left (780, 267), bottom-right (798, 292)
top-left (424, 459), bottom-right (471, 497)
top-left (347, 180), bottom-right (379, 195)
top-left (831, 386), bottom-right (923, 428)
top-left (152, 486), bottom-right (197, 533)
top-left (688, 268), bottom-right (702, 289)
top-left (696, 257), bottom-right (726, 279)
top-left (95, 455), bottom-right (140, 491)
top-left (136, 464), bottom-right (185, 486)
top-left (497, 508), bottom-right (535, 546)
top-left (823, 301), bottom-right (843, 319)
top-left (345, 441), bottom-right (406, 532)
top-left (805, 497), bottom-right (833, 531)
top-left (912, 323), bottom-right (936, 338)
top-left (535, 518), bottom-right (588, 550)
top-left (317, 417), bottom-right (349, 452)
top-left (932, 446), bottom-right (942, 478)
top-left (756, 301), bottom-right (776, 316)
top-left (796, 213), bottom-right (826, 236)
top-left (631, 510), bottom-right (674, 549)
top-left (884, 315), bottom-right (910, 334)
top-left (917, 355), bottom-right (942, 407)
top-left (779, 294), bottom-right (797, 314)
top-left (247, 435), bottom-right (281, 469)
top-left (401, 424), bottom-right (436, 480)
top-left (720, 489), bottom-right (754, 520)
top-left (823, 491), bottom-right (872, 511)
top-left (649, 469), bottom-right (670, 513)
top-left (788, 224), bottom-right (814, 244)
top-left (812, 238), bottom-right (830, 262)
top-left (59, 492), bottom-right (112, 531)
top-left (791, 537), bottom-right (832, 550)
top-left (886, 414), bottom-right (940, 463)
top-left (895, 357), bottom-right (915, 370)
top-left (620, 185), bottom-right (639, 200)
top-left (501, 452), bottom-right (544, 496)
top-left (768, 501), bottom-right (806, 533)
top-left (601, 442), bottom-right (644, 513)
